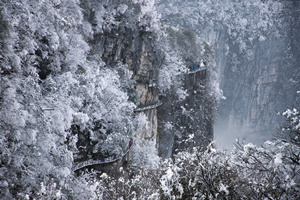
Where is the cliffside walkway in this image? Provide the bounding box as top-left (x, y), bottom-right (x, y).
top-left (72, 145), bottom-right (132, 172)
top-left (188, 66), bottom-right (207, 74)
top-left (134, 100), bottom-right (163, 112)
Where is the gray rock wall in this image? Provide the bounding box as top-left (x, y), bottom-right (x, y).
top-left (158, 69), bottom-right (214, 158)
top-left (215, 2), bottom-right (300, 144)
top-left (88, 23), bottom-right (161, 140)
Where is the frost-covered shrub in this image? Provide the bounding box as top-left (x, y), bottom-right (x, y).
top-left (157, 27), bottom-right (198, 94)
top-left (131, 137), bottom-right (160, 169)
top-left (130, 113), bottom-right (160, 169)
top-left (231, 140), bottom-right (300, 199)
top-left (88, 136), bottom-right (299, 199)
top-left (158, 144), bottom-right (238, 199)
top-left (68, 63), bottom-right (138, 163)
top-left (81, 0), bottom-right (161, 35)
top-left (281, 108), bottom-right (300, 146)
top-left (134, 0), bottom-right (161, 33)
top-left (157, 139), bottom-right (299, 200)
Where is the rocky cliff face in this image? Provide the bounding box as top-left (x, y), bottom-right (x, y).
top-left (158, 69), bottom-right (214, 158)
top-left (156, 28), bottom-right (217, 158)
top-left (73, 1), bottom-right (218, 160)
top-left (157, 0), bottom-right (300, 146)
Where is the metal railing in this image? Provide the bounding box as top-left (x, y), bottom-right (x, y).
top-left (72, 144), bottom-right (133, 172)
top-left (188, 66), bottom-right (207, 74)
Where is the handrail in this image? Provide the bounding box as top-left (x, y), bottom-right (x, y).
top-left (72, 144), bottom-right (133, 172)
top-left (134, 101), bottom-right (163, 112)
top-left (188, 67), bottom-right (207, 74)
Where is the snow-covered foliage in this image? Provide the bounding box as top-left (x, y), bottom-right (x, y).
top-left (158, 48), bottom-right (187, 93)
top-left (131, 137), bottom-right (160, 169)
top-left (0, 0), bottom-right (90, 198)
top-left (231, 140), bottom-right (299, 199)
top-left (282, 108), bottom-right (300, 132)
top-left (134, 0), bottom-right (161, 33)
top-left (90, 137), bottom-right (299, 199)
top-left (157, 27), bottom-right (195, 94)
top-left (280, 107), bottom-right (300, 157)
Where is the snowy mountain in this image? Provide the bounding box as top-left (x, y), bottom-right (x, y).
top-left (0, 0), bottom-right (299, 199)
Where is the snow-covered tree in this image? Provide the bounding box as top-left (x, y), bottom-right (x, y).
top-left (157, 0), bottom-right (283, 55)
top-left (0, 0), bottom-right (146, 198)
top-left (0, 1), bottom-right (88, 198)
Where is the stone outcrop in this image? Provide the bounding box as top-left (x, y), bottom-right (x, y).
top-left (87, 21), bottom-right (161, 141)
top-left (158, 69), bottom-right (214, 158)
top-left (76, 1), bottom-right (216, 162)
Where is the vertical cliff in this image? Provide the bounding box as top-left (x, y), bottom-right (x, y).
top-left (79, 2), bottom-right (218, 159)
top-left (156, 28), bottom-right (218, 158)
top-left (214, 1), bottom-right (300, 144)
top-left (158, 69), bottom-right (215, 158)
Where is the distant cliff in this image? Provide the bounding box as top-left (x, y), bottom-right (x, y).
top-left (211, 1), bottom-right (300, 143)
